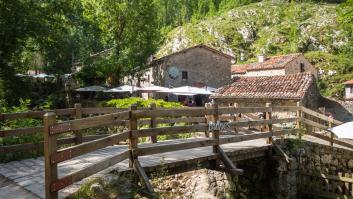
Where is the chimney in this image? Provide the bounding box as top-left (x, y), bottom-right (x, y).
top-left (258, 54), bottom-right (266, 63)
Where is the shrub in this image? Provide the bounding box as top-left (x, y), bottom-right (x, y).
top-left (104, 97), bottom-right (183, 108)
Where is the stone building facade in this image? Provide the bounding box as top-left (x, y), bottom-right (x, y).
top-left (140, 44), bottom-right (233, 88)
top-left (343, 80), bottom-right (353, 101)
top-left (211, 73), bottom-right (320, 108)
top-left (231, 53), bottom-right (317, 79)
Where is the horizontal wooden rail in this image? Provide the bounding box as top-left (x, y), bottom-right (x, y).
top-left (228, 118), bottom-right (298, 128)
top-left (49, 111), bottom-right (130, 135)
top-left (219, 129), bottom-right (296, 145)
top-left (50, 150), bottom-right (129, 192)
top-left (132, 108), bottom-right (210, 118)
top-left (301, 106), bottom-right (343, 125)
top-left (132, 124), bottom-right (207, 138)
top-left (301, 118), bottom-right (328, 130)
top-left (0, 135), bottom-right (110, 153)
top-left (51, 132), bottom-right (129, 164)
top-left (0, 126), bottom-right (43, 137)
top-left (136, 138), bottom-right (217, 156)
top-left (81, 107), bottom-right (127, 115)
top-left (0, 108), bottom-right (76, 121)
top-left (306, 132), bottom-right (353, 149)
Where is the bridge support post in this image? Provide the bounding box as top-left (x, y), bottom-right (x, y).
top-left (74, 103), bottom-right (83, 145)
top-left (128, 104), bottom-right (138, 168)
top-left (211, 102), bottom-right (219, 154)
top-left (204, 103), bottom-right (211, 138)
top-left (234, 103), bottom-right (240, 134)
top-left (265, 103), bottom-right (273, 144)
top-left (149, 103), bottom-right (157, 143)
top-left (43, 112), bottom-right (58, 199)
top-left (296, 102), bottom-right (303, 139)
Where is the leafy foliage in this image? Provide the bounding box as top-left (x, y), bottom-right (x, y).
top-left (104, 97), bottom-right (183, 109)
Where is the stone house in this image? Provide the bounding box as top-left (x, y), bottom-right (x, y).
top-left (140, 44), bottom-right (234, 88)
top-left (231, 53), bottom-right (317, 79)
top-left (211, 73), bottom-right (320, 109)
top-left (343, 80), bottom-right (353, 101)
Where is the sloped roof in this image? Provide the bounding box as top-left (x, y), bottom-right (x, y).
top-left (343, 80), bottom-right (353, 85)
top-left (154, 44), bottom-right (234, 63)
top-left (212, 73), bottom-right (315, 100)
top-left (231, 53), bottom-right (302, 74)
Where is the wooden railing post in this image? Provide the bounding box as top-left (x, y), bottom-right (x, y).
top-left (204, 103), bottom-right (211, 138)
top-left (74, 103), bottom-right (83, 144)
top-left (43, 112), bottom-right (58, 199)
top-left (149, 103), bottom-right (157, 143)
top-left (211, 102), bottom-right (219, 154)
top-left (234, 103), bottom-right (239, 134)
top-left (265, 103), bottom-right (273, 144)
top-left (296, 102), bottom-right (303, 139)
top-left (329, 118), bottom-right (333, 147)
top-left (128, 104), bottom-right (138, 168)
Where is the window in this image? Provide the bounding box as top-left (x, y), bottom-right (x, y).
top-left (300, 63), bottom-right (305, 72)
top-left (182, 71), bottom-right (188, 80)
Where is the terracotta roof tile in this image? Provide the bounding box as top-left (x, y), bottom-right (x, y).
top-left (343, 80), bottom-right (353, 85)
top-left (231, 53), bottom-right (302, 74)
top-left (212, 73), bottom-right (315, 100)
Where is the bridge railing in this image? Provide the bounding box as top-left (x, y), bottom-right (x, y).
top-left (42, 102), bottom-right (302, 198)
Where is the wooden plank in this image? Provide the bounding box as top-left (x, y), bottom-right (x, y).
top-left (51, 132), bottom-right (129, 164)
top-left (132, 108), bottom-right (209, 118)
top-left (131, 124), bottom-right (207, 138)
top-left (49, 111), bottom-right (130, 134)
top-left (81, 107), bottom-right (127, 115)
top-left (129, 105), bottom-right (138, 168)
top-left (0, 126), bottom-right (43, 137)
top-left (43, 112), bottom-right (58, 199)
top-left (0, 108), bottom-right (75, 121)
top-left (217, 107), bottom-right (271, 115)
top-left (156, 117), bottom-right (206, 124)
top-left (273, 143), bottom-right (292, 163)
top-left (272, 106), bottom-right (300, 112)
top-left (133, 160), bottom-right (155, 194)
top-left (82, 134), bottom-right (110, 142)
top-left (302, 118), bottom-right (328, 130)
top-left (301, 106), bottom-right (343, 125)
top-left (217, 146), bottom-right (243, 175)
top-left (74, 103), bottom-right (83, 144)
top-left (51, 150), bottom-right (129, 192)
top-left (136, 138), bottom-right (217, 156)
top-left (228, 118), bottom-right (298, 128)
top-left (306, 132), bottom-right (353, 150)
top-left (219, 129), bottom-right (294, 145)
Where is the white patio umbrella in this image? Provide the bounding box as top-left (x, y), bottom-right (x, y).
top-left (166, 86), bottom-right (213, 95)
top-left (202, 86), bottom-right (217, 92)
top-left (139, 85), bottom-right (170, 93)
top-left (173, 93), bottom-right (196, 96)
top-left (75, 85), bottom-right (107, 92)
top-left (104, 85), bottom-right (140, 93)
top-left (329, 122), bottom-right (353, 139)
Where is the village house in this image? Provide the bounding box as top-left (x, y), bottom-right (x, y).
top-left (141, 44), bottom-right (234, 89)
top-left (211, 72), bottom-right (320, 109)
top-left (343, 80), bottom-right (353, 101)
top-left (231, 53), bottom-right (317, 79)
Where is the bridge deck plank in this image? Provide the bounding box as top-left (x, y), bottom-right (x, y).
top-left (0, 135), bottom-right (269, 199)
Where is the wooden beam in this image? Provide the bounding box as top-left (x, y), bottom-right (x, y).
top-left (217, 146), bottom-right (243, 175)
top-left (49, 110), bottom-right (130, 134)
top-left (301, 106), bottom-right (343, 125)
top-left (136, 138), bottom-right (217, 156)
top-left (51, 131), bottom-right (129, 164)
top-left (43, 112), bottom-right (58, 199)
top-left (273, 143), bottom-right (292, 164)
top-left (0, 108), bottom-right (76, 121)
top-left (0, 126), bottom-right (43, 137)
top-left (133, 160), bottom-right (155, 195)
top-left (132, 124), bottom-right (207, 138)
top-left (51, 150), bottom-right (129, 192)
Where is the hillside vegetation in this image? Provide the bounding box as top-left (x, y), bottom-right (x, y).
top-left (157, 2), bottom-right (353, 98)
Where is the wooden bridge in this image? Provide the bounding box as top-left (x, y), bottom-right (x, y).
top-left (0, 102), bottom-right (349, 199)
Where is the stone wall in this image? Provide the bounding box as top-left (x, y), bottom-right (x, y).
top-left (147, 46), bottom-right (232, 88)
top-left (240, 69), bottom-right (286, 77)
top-left (284, 54), bottom-right (318, 79)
